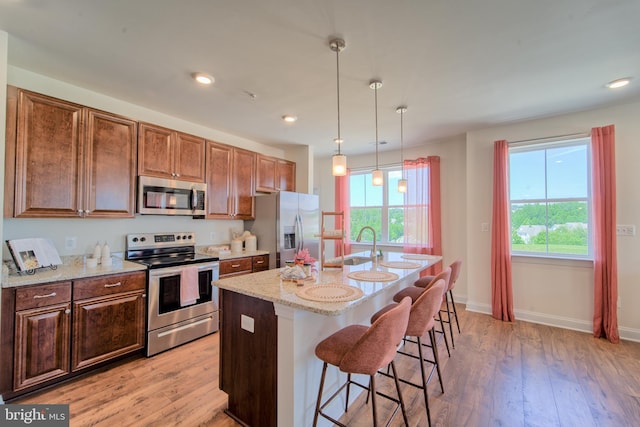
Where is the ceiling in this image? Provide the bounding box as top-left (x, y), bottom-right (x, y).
top-left (1, 0), bottom-right (639, 158)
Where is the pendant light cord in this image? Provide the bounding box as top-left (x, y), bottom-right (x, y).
top-left (336, 46), bottom-right (341, 155)
top-left (374, 84), bottom-right (379, 169)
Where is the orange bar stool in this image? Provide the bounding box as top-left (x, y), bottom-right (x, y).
top-left (371, 280), bottom-right (447, 427)
top-left (395, 268), bottom-right (452, 357)
top-left (416, 259), bottom-right (462, 348)
top-left (313, 297), bottom-right (412, 427)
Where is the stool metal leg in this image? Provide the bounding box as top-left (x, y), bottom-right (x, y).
top-left (370, 374), bottom-right (378, 427)
top-left (444, 295), bottom-right (455, 348)
top-left (416, 336), bottom-right (433, 427)
top-left (390, 360), bottom-right (410, 427)
top-left (436, 311), bottom-right (451, 357)
top-left (430, 328), bottom-right (444, 393)
top-left (449, 290), bottom-right (461, 333)
top-left (313, 362), bottom-right (328, 427)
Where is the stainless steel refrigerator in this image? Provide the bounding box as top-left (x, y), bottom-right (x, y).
top-left (248, 191), bottom-right (319, 270)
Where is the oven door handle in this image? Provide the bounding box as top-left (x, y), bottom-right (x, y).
top-left (150, 265), bottom-right (218, 278)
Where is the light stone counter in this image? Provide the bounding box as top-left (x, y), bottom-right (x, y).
top-left (214, 251), bottom-right (441, 316)
top-left (216, 251), bottom-right (442, 427)
top-left (2, 255), bottom-right (147, 288)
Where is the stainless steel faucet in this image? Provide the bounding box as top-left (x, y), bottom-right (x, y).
top-left (355, 226), bottom-right (378, 260)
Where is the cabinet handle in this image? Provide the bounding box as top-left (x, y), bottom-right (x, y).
top-left (256, 260), bottom-right (264, 264)
top-left (104, 282), bottom-right (122, 288)
top-left (33, 292), bottom-right (57, 299)
top-left (77, 209), bottom-right (83, 216)
top-left (65, 309), bottom-right (71, 314)
top-left (231, 264), bottom-right (240, 268)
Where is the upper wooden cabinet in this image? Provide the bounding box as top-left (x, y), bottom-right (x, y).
top-left (206, 141), bottom-right (255, 220)
top-left (256, 154), bottom-right (296, 193)
top-left (138, 122), bottom-right (205, 182)
top-left (7, 88), bottom-right (137, 218)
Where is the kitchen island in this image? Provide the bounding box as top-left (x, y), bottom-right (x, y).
top-left (215, 251), bottom-right (441, 427)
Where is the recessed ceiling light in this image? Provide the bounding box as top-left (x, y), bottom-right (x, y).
top-left (282, 115), bottom-right (298, 123)
top-left (192, 72), bottom-right (214, 85)
top-left (605, 77), bottom-right (631, 89)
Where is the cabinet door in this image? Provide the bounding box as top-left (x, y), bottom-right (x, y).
top-left (84, 109), bottom-right (137, 217)
top-left (138, 122), bottom-right (174, 179)
top-left (14, 303), bottom-right (71, 390)
top-left (205, 140), bottom-right (233, 219)
top-left (277, 159), bottom-right (296, 192)
top-left (256, 155), bottom-right (277, 193)
top-left (175, 132), bottom-right (206, 182)
top-left (14, 90), bottom-right (83, 217)
top-left (233, 148), bottom-right (256, 220)
top-left (72, 290), bottom-right (145, 371)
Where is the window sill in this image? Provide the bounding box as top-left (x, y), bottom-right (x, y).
top-left (511, 254), bottom-right (593, 268)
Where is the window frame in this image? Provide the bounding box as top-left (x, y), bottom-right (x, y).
top-left (348, 167), bottom-right (405, 246)
top-left (508, 137), bottom-right (593, 260)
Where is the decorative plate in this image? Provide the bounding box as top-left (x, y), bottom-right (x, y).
top-left (347, 270), bottom-right (399, 282)
top-left (296, 284), bottom-right (363, 303)
top-left (379, 261), bottom-right (422, 269)
top-left (401, 254), bottom-right (440, 260)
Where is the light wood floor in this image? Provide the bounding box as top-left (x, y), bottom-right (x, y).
top-left (13, 306), bottom-right (640, 426)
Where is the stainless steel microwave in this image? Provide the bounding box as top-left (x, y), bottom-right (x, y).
top-left (137, 176), bottom-right (207, 216)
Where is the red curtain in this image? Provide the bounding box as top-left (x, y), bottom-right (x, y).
top-left (491, 140), bottom-right (515, 321)
top-left (591, 125), bottom-right (619, 343)
top-left (403, 156), bottom-right (442, 276)
top-left (334, 171), bottom-right (352, 256)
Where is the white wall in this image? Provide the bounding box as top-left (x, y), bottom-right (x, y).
top-left (315, 100), bottom-right (640, 342)
top-left (465, 100), bottom-right (640, 341)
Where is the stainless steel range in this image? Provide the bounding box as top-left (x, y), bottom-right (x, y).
top-left (125, 232), bottom-right (219, 356)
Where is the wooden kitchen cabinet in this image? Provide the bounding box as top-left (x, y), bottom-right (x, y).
top-left (7, 87), bottom-right (137, 218)
top-left (12, 282), bottom-right (72, 391)
top-left (219, 254), bottom-right (270, 278)
top-left (0, 271), bottom-right (146, 399)
top-left (256, 154), bottom-right (296, 193)
top-left (138, 122), bottom-right (205, 182)
top-left (72, 272), bottom-right (146, 371)
top-left (205, 140), bottom-right (256, 220)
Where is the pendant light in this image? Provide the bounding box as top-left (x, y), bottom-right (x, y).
top-left (370, 80), bottom-right (383, 186)
top-left (396, 106), bottom-right (408, 193)
top-left (331, 38), bottom-right (347, 176)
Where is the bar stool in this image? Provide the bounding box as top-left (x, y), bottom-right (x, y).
top-left (370, 279), bottom-right (447, 427)
top-left (313, 297), bottom-right (412, 427)
top-left (416, 259), bottom-right (462, 347)
top-left (395, 268), bottom-right (452, 357)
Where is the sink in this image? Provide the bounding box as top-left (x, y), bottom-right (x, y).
top-left (343, 256), bottom-right (372, 265)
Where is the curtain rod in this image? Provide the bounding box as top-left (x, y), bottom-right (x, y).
top-left (508, 131), bottom-right (591, 146)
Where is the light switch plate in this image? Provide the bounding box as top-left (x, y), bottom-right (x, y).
top-left (65, 236), bottom-right (77, 250)
top-left (241, 314), bottom-right (255, 333)
top-left (616, 225), bottom-right (636, 236)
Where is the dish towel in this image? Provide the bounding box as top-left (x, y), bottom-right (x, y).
top-left (180, 266), bottom-right (200, 306)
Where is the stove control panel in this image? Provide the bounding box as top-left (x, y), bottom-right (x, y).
top-left (126, 232), bottom-right (196, 249)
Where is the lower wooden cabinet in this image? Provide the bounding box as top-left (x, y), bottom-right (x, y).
top-left (219, 254), bottom-right (270, 278)
top-left (72, 273), bottom-right (145, 371)
top-left (1, 271), bottom-right (146, 398)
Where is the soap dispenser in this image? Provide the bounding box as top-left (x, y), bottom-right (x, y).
top-left (102, 241), bottom-right (112, 266)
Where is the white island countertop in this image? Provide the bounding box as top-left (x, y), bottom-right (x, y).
top-left (214, 251), bottom-right (441, 316)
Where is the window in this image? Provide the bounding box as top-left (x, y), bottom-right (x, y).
top-left (509, 138), bottom-right (591, 258)
top-left (349, 168), bottom-right (405, 245)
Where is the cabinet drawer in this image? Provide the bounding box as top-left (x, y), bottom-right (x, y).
top-left (15, 282), bottom-right (72, 311)
top-left (252, 255), bottom-right (269, 272)
top-left (219, 258), bottom-right (252, 276)
top-left (73, 271), bottom-right (146, 300)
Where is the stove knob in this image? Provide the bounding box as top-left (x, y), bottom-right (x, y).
top-left (132, 237), bottom-right (138, 242)
top-left (187, 234), bottom-right (193, 240)
top-left (140, 237), bottom-right (146, 242)
top-left (176, 235), bottom-right (181, 240)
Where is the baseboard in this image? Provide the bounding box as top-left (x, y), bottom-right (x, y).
top-left (464, 300), bottom-right (640, 343)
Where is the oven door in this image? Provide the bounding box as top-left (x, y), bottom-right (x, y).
top-left (147, 261), bottom-right (219, 332)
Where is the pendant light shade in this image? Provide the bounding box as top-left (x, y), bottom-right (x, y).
top-left (332, 153), bottom-right (347, 176)
top-left (330, 38), bottom-right (347, 176)
top-left (370, 80), bottom-right (383, 186)
top-left (397, 106), bottom-right (408, 193)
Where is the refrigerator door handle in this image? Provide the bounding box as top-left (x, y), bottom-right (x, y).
top-left (298, 213), bottom-right (304, 251)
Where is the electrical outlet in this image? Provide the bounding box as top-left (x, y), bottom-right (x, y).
top-left (65, 236), bottom-right (77, 250)
top-left (616, 225), bottom-right (636, 236)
